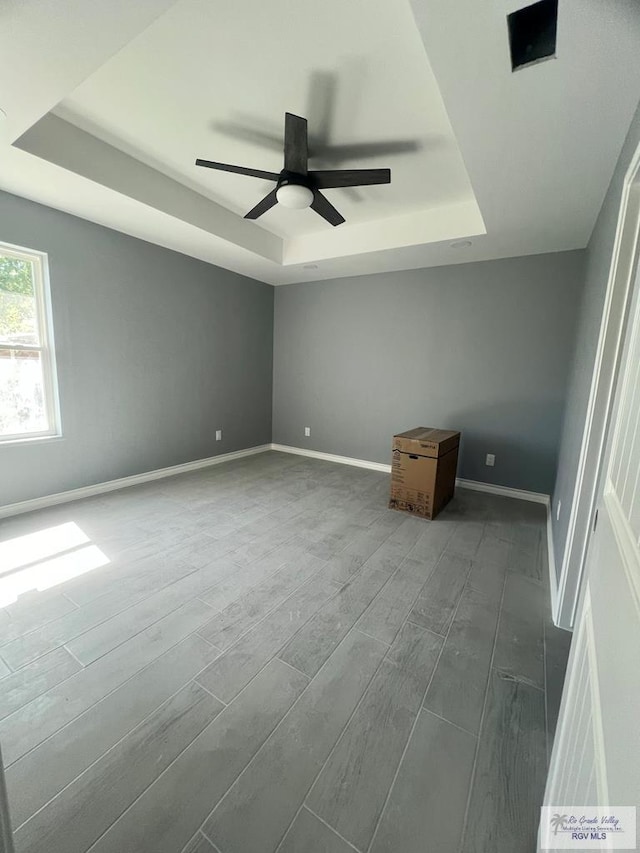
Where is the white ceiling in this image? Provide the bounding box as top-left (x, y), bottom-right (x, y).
top-left (1, 0), bottom-right (639, 285)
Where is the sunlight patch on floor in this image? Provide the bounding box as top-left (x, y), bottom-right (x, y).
top-left (0, 522), bottom-right (110, 607)
top-left (0, 522), bottom-right (90, 575)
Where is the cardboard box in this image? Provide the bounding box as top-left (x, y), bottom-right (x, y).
top-left (389, 427), bottom-right (460, 520)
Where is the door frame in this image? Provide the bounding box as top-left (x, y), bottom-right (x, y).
top-left (554, 139), bottom-right (640, 629)
top-left (0, 743), bottom-right (15, 853)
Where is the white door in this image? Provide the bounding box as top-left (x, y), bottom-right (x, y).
top-left (541, 257), bottom-right (640, 848)
top-left (554, 168), bottom-right (640, 631)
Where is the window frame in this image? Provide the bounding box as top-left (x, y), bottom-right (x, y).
top-left (0, 240), bottom-right (61, 444)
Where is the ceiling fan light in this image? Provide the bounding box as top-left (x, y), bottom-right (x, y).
top-left (276, 183), bottom-right (314, 209)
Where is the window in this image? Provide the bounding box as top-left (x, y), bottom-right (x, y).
top-left (0, 242), bottom-right (60, 441)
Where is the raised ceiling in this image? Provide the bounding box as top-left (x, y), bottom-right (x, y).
top-left (1, 0), bottom-right (639, 284)
top-left (54, 0), bottom-right (479, 239)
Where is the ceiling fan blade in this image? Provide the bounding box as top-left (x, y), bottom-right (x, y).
top-left (309, 168), bottom-right (391, 189)
top-left (311, 191), bottom-right (345, 227)
top-left (244, 188), bottom-right (279, 220)
top-left (195, 159), bottom-right (280, 181)
top-left (284, 113), bottom-right (308, 175)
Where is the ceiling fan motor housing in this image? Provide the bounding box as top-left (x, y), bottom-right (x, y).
top-left (276, 171), bottom-right (315, 209)
top-left (277, 170), bottom-right (312, 189)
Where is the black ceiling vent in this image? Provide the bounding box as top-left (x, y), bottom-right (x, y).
top-left (508, 0), bottom-right (558, 71)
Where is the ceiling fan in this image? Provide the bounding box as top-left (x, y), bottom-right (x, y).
top-left (195, 112), bottom-right (391, 226)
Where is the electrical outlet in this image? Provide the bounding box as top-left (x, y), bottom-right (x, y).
top-left (556, 500), bottom-right (561, 521)
top-left (304, 427), bottom-right (311, 437)
top-left (485, 453), bottom-right (495, 467)
top-left (215, 429), bottom-right (222, 441)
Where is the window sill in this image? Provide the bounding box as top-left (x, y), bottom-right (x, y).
top-left (0, 433), bottom-right (64, 448)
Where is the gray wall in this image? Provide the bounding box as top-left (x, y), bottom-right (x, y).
top-left (0, 191), bottom-right (274, 506)
top-left (272, 252), bottom-right (585, 494)
top-left (551, 100), bottom-right (640, 572)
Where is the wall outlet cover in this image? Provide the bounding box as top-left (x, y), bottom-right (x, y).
top-left (556, 500), bottom-right (561, 521)
top-left (215, 429), bottom-right (222, 441)
top-left (304, 427), bottom-right (311, 437)
top-left (485, 453), bottom-right (495, 467)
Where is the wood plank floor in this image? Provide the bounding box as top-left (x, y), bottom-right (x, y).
top-left (0, 451), bottom-right (571, 853)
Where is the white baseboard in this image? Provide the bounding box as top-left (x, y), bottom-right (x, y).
top-left (271, 444), bottom-right (550, 504)
top-left (455, 477), bottom-right (549, 504)
top-left (0, 444), bottom-right (272, 519)
top-left (2, 440), bottom-right (553, 521)
top-left (270, 443), bottom-right (392, 473)
top-left (546, 501), bottom-right (561, 627)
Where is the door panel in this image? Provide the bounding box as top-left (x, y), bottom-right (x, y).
top-left (542, 260), bottom-right (640, 849)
